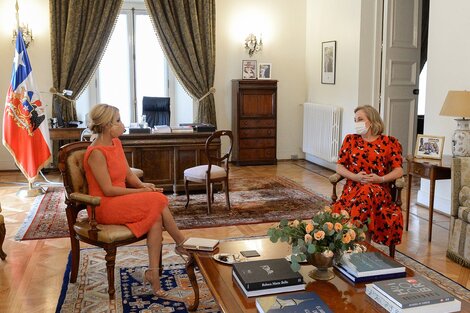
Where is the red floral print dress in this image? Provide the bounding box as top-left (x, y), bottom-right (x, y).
top-left (332, 134), bottom-right (403, 246)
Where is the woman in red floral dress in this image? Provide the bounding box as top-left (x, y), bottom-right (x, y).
top-left (333, 105), bottom-right (403, 247)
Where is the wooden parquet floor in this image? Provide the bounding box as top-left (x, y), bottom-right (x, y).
top-left (0, 160), bottom-right (468, 312)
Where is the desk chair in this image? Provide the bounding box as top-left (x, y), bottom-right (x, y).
top-left (0, 202), bottom-right (6, 260)
top-left (142, 97), bottom-right (170, 127)
top-left (58, 141), bottom-right (160, 298)
top-left (184, 130), bottom-right (233, 214)
top-left (329, 173), bottom-right (405, 258)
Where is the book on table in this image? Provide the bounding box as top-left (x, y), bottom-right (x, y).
top-left (366, 276), bottom-right (461, 313)
top-left (256, 291), bottom-right (332, 313)
top-left (336, 263), bottom-right (406, 283)
top-left (336, 251), bottom-right (406, 277)
top-left (232, 258), bottom-right (305, 297)
top-left (181, 237), bottom-right (219, 251)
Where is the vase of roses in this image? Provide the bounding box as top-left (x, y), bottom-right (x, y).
top-left (268, 206), bottom-right (368, 280)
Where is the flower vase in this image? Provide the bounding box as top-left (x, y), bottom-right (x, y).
top-left (306, 252), bottom-right (335, 280)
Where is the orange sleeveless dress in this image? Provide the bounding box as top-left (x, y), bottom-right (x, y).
top-left (83, 138), bottom-right (167, 238)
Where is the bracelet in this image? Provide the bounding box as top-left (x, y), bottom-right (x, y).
top-left (381, 176), bottom-right (385, 183)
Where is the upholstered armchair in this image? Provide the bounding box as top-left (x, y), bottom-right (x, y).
top-left (447, 157), bottom-right (470, 268)
top-left (142, 96), bottom-right (171, 127)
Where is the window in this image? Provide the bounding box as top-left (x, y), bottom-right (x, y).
top-left (77, 7), bottom-right (193, 127)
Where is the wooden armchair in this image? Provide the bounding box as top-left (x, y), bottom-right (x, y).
top-left (58, 141), bottom-right (154, 299)
top-left (329, 173), bottom-right (405, 258)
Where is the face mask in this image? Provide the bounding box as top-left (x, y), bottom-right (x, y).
top-left (354, 122), bottom-right (369, 135)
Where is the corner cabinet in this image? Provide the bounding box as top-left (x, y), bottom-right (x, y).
top-left (232, 79), bottom-right (277, 165)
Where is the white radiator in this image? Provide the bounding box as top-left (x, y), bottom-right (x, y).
top-left (302, 103), bottom-right (341, 162)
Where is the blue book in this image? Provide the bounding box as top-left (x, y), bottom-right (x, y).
top-left (256, 291), bottom-right (332, 313)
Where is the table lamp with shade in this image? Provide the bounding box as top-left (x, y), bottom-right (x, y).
top-left (439, 90), bottom-right (470, 157)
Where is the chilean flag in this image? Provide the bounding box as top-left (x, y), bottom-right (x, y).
top-left (2, 29), bottom-right (51, 183)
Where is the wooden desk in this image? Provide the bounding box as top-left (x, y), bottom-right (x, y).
top-left (405, 155), bottom-right (452, 242)
top-left (119, 132), bottom-right (219, 194)
top-left (186, 238), bottom-right (469, 312)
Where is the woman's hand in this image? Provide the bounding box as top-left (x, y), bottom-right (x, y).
top-left (140, 182), bottom-right (164, 192)
top-left (355, 171), bottom-right (369, 183)
top-left (356, 172), bottom-right (382, 184)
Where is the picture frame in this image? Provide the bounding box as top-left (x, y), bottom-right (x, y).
top-left (414, 134), bottom-right (445, 159)
top-left (242, 60), bottom-right (257, 80)
top-left (321, 41), bottom-right (336, 84)
top-left (258, 63), bottom-right (272, 79)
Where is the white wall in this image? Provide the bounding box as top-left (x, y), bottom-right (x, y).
top-left (0, 0), bottom-right (52, 170)
top-left (215, 0), bottom-right (307, 160)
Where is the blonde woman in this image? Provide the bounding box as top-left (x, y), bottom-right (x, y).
top-left (333, 105), bottom-right (404, 247)
top-left (84, 103), bottom-right (188, 296)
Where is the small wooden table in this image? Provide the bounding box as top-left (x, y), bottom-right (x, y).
top-left (185, 238), bottom-right (468, 312)
top-left (405, 155), bottom-right (452, 242)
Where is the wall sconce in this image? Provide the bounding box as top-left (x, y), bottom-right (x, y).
top-left (12, 24), bottom-right (33, 48)
top-left (439, 90), bottom-right (470, 156)
top-left (245, 33), bottom-right (262, 57)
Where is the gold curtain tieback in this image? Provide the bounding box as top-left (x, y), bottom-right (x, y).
top-left (198, 87), bottom-right (216, 102)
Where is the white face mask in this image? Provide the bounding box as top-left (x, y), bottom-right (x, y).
top-left (354, 121), bottom-right (369, 135)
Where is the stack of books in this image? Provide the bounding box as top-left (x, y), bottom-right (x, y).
top-left (181, 237), bottom-right (219, 251)
top-left (334, 252), bottom-right (406, 283)
top-left (366, 276), bottom-right (461, 313)
top-left (232, 258), bottom-right (306, 297)
top-left (256, 291), bottom-right (332, 313)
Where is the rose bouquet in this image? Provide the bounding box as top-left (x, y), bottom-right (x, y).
top-left (268, 206), bottom-right (368, 271)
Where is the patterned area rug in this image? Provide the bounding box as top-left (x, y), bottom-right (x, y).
top-left (16, 176), bottom-right (329, 240)
top-left (56, 244), bottom-right (220, 312)
top-left (55, 240), bottom-right (470, 312)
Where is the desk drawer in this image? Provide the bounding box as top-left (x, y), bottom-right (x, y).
top-left (240, 119), bottom-right (275, 128)
top-left (239, 148), bottom-right (276, 160)
top-left (240, 128), bottom-right (275, 138)
top-left (239, 138), bottom-right (276, 148)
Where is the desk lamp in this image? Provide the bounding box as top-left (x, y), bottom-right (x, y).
top-left (439, 90), bottom-right (470, 157)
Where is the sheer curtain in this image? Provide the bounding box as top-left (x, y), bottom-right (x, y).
top-left (144, 0), bottom-right (217, 126)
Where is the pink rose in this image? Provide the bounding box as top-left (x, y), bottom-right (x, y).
top-left (314, 230), bottom-right (325, 240)
top-left (342, 233), bottom-right (352, 244)
top-left (348, 229), bottom-right (356, 240)
top-left (340, 210), bottom-right (350, 219)
top-left (292, 220), bottom-right (300, 227)
top-left (324, 222), bottom-right (334, 231)
top-left (304, 234), bottom-right (313, 244)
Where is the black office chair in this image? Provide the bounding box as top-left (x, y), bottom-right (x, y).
top-left (142, 97), bottom-right (171, 127)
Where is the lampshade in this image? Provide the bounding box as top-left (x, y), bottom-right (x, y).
top-left (439, 90), bottom-right (470, 118)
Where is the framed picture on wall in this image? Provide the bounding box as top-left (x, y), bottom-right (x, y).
top-left (242, 60), bottom-right (257, 79)
top-left (258, 63), bottom-right (272, 79)
top-left (414, 134), bottom-right (445, 159)
top-left (321, 41), bottom-right (336, 84)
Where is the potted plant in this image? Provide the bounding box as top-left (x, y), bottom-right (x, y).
top-left (268, 206), bottom-right (368, 280)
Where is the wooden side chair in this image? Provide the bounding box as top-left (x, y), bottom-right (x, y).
top-left (0, 202), bottom-right (6, 260)
top-left (329, 173), bottom-right (405, 258)
top-left (58, 141), bottom-right (156, 299)
top-left (184, 130), bottom-right (233, 214)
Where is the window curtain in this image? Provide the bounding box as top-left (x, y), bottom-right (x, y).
top-left (49, 0), bottom-right (122, 123)
top-left (144, 0), bottom-right (217, 126)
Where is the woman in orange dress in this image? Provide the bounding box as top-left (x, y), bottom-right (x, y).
top-left (332, 105), bottom-right (404, 247)
top-left (84, 104), bottom-right (188, 297)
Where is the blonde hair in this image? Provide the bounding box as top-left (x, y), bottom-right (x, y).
top-left (88, 104), bottom-right (119, 134)
top-left (354, 105), bottom-right (384, 135)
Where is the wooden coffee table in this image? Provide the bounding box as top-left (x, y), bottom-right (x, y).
top-left (185, 237), bottom-right (469, 312)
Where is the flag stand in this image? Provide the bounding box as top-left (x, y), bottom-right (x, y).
top-left (16, 182), bottom-right (45, 198)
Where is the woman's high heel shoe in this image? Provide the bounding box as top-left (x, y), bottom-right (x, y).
top-left (143, 267), bottom-right (168, 297)
top-left (175, 240), bottom-right (192, 262)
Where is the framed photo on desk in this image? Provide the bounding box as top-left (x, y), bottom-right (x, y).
top-left (414, 134), bottom-right (445, 160)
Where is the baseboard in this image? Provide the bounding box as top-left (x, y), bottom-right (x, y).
top-left (305, 153), bottom-right (336, 171)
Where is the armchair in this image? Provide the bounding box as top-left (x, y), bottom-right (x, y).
top-left (447, 157), bottom-right (470, 268)
top-left (329, 173), bottom-right (405, 257)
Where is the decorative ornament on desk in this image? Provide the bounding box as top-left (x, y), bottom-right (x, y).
top-left (440, 90), bottom-right (470, 157)
top-left (268, 206), bottom-right (367, 280)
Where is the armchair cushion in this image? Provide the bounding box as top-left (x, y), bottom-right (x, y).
top-left (458, 206), bottom-right (470, 224)
top-left (73, 222), bottom-right (134, 243)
